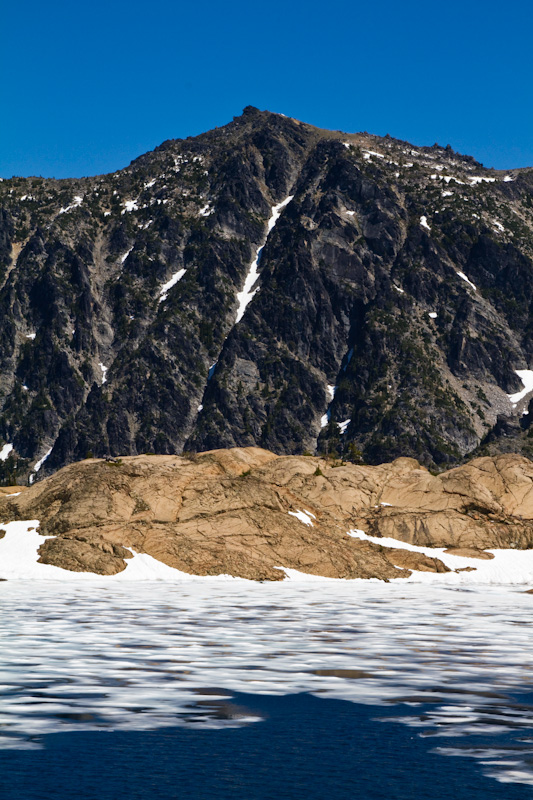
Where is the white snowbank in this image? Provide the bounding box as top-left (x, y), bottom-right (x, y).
top-left (457, 271), bottom-right (476, 291)
top-left (508, 369), bottom-right (533, 406)
top-left (288, 510), bottom-right (315, 527)
top-left (431, 174), bottom-right (465, 185)
top-left (34, 448), bottom-right (52, 473)
top-left (158, 269), bottom-right (186, 303)
top-left (321, 386), bottom-right (336, 427)
top-left (420, 215), bottom-right (431, 231)
top-left (0, 522), bottom-right (58, 580)
top-left (469, 176), bottom-right (496, 185)
top-left (338, 419), bottom-right (350, 434)
top-left (235, 196), bottom-right (293, 323)
top-left (274, 566), bottom-right (340, 581)
top-left (122, 199), bottom-right (139, 214)
top-left (2, 516), bottom-right (533, 589)
top-left (98, 362), bottom-right (108, 384)
top-left (58, 196), bottom-right (83, 215)
top-left (0, 521), bottom-right (248, 582)
top-left (0, 444), bottom-right (13, 461)
top-left (428, 311), bottom-right (438, 319)
top-left (346, 528), bottom-right (533, 585)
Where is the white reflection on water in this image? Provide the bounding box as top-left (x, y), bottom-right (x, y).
top-left (1, 581), bottom-right (533, 785)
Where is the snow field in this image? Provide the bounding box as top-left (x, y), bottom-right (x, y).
top-left (346, 527), bottom-right (533, 585)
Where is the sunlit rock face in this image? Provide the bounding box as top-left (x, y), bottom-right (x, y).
top-left (2, 448), bottom-right (533, 580)
top-left (1, 107), bottom-right (533, 483)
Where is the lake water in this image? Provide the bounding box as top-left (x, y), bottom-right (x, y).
top-left (2, 580), bottom-right (533, 798)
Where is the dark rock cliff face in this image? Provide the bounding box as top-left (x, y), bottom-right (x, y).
top-left (1, 107), bottom-right (533, 483)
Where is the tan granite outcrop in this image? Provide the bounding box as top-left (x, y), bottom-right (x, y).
top-left (1, 449), bottom-right (533, 580)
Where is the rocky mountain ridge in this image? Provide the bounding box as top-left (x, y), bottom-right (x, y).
top-left (1, 107), bottom-right (533, 483)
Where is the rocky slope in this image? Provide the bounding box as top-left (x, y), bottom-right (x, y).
top-left (2, 448), bottom-right (533, 580)
top-left (1, 107), bottom-right (533, 483)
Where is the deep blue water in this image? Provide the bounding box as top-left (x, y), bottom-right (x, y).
top-left (4, 691), bottom-right (533, 800)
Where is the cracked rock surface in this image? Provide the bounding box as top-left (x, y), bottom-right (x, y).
top-left (2, 448), bottom-right (533, 579)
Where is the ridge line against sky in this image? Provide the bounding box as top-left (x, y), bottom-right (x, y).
top-left (1, 0), bottom-right (532, 179)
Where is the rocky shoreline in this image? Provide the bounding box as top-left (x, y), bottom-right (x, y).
top-left (2, 448), bottom-right (533, 581)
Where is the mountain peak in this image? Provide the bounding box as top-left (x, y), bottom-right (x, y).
top-left (0, 111), bottom-right (532, 484)
top-left (240, 105), bottom-right (261, 117)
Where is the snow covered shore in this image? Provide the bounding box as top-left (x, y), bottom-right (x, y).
top-left (2, 519), bottom-right (533, 586)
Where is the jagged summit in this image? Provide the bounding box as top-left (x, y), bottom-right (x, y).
top-left (0, 110), bottom-right (533, 484)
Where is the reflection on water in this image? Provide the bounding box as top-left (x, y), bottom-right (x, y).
top-left (1, 581), bottom-right (533, 786)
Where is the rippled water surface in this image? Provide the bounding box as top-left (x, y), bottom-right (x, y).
top-left (2, 580), bottom-right (533, 797)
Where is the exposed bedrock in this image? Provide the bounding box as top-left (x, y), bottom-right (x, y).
top-left (2, 448), bottom-right (533, 580)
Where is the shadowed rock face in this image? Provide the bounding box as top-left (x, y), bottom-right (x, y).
top-left (2, 448), bottom-right (533, 580)
top-left (1, 109), bottom-right (533, 484)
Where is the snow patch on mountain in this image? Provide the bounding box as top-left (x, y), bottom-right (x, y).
top-left (508, 370), bottom-right (533, 407)
top-left (469, 176), bottom-right (496, 185)
top-left (158, 269), bottom-right (186, 303)
top-left (0, 443), bottom-right (13, 461)
top-left (34, 448), bottom-right (53, 473)
top-left (235, 196), bottom-right (293, 324)
top-left (58, 196), bottom-right (83, 214)
top-left (122, 199), bottom-right (139, 214)
top-left (457, 271), bottom-right (477, 291)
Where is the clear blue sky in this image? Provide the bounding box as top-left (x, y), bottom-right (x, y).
top-left (2, 0), bottom-right (532, 178)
